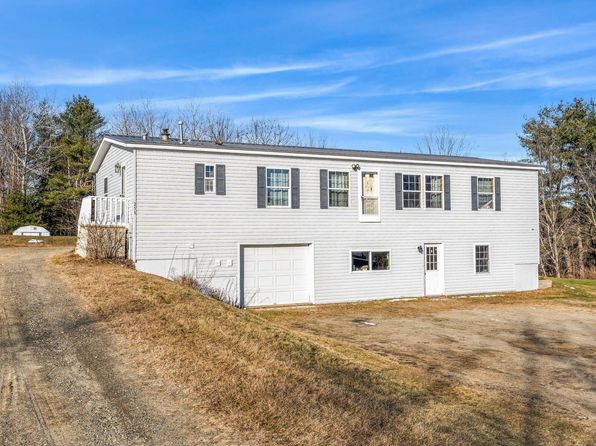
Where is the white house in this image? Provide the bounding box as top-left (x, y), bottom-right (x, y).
top-left (13, 225), bottom-right (50, 236)
top-left (78, 133), bottom-right (542, 307)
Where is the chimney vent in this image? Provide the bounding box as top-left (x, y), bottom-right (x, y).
top-left (160, 128), bottom-right (170, 141)
top-left (178, 121), bottom-right (184, 144)
top-left (215, 138), bottom-right (223, 145)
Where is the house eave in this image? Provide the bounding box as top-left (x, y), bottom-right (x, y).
top-left (91, 136), bottom-right (545, 172)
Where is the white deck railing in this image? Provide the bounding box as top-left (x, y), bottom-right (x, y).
top-left (78, 196), bottom-right (133, 227)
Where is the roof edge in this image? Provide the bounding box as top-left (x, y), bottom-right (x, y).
top-left (92, 136), bottom-right (544, 172)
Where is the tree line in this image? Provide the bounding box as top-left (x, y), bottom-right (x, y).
top-left (0, 83), bottom-right (594, 278)
top-left (0, 84), bottom-right (326, 235)
top-left (520, 98), bottom-right (595, 278)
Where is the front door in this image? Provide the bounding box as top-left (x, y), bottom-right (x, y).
top-left (424, 243), bottom-right (444, 296)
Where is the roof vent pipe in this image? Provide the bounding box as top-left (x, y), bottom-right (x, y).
top-left (178, 121), bottom-right (184, 144)
top-left (160, 128), bottom-right (170, 141)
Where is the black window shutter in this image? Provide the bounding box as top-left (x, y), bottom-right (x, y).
top-left (444, 174), bottom-right (451, 210)
top-left (395, 173), bottom-right (403, 210)
top-left (471, 176), bottom-right (478, 211)
top-left (495, 177), bottom-right (501, 211)
top-left (195, 163), bottom-right (205, 195)
top-left (257, 166), bottom-right (266, 208)
top-left (320, 169), bottom-right (329, 209)
top-left (216, 164), bottom-right (226, 195)
top-left (291, 168), bottom-right (300, 209)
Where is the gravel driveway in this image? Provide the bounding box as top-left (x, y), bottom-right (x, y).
top-left (0, 248), bottom-right (234, 446)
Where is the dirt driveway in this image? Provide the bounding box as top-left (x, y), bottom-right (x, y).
top-left (0, 248), bottom-right (238, 446)
top-left (260, 296), bottom-right (596, 429)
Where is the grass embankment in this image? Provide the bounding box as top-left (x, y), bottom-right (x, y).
top-left (53, 253), bottom-right (593, 446)
top-left (0, 235), bottom-right (76, 247)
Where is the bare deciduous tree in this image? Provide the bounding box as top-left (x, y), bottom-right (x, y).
top-left (0, 84), bottom-right (55, 202)
top-left (417, 126), bottom-right (472, 156)
top-left (110, 100), bottom-right (171, 137)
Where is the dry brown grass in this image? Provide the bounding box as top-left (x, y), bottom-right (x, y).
top-left (53, 253), bottom-right (593, 446)
top-left (0, 235), bottom-right (76, 247)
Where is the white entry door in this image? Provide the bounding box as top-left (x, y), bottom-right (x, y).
top-left (424, 244), bottom-right (445, 296)
top-left (242, 245), bottom-right (312, 307)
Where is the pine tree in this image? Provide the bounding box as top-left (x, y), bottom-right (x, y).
top-left (44, 95), bottom-right (105, 235)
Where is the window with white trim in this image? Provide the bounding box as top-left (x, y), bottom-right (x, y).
top-left (425, 175), bottom-right (443, 209)
top-left (351, 251), bottom-right (390, 271)
top-left (329, 171), bottom-right (349, 207)
top-left (475, 245), bottom-right (490, 273)
top-left (403, 174), bottom-right (421, 208)
top-left (266, 168), bottom-right (290, 207)
top-left (204, 164), bottom-right (215, 193)
top-left (477, 177), bottom-right (494, 209)
top-left (361, 171), bottom-right (379, 217)
top-left (103, 177), bottom-right (108, 196)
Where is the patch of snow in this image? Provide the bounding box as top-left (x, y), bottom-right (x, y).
top-left (27, 239), bottom-right (44, 244)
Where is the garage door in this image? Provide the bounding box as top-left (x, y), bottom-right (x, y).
top-left (242, 245), bottom-right (312, 307)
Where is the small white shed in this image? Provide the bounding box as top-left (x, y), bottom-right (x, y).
top-left (12, 225), bottom-right (50, 237)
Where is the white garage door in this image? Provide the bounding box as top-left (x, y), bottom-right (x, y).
top-left (242, 245), bottom-right (312, 307)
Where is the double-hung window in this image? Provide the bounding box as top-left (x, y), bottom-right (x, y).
top-left (329, 171), bottom-right (349, 207)
top-left (351, 251), bottom-right (390, 271)
top-left (425, 175), bottom-right (443, 209)
top-left (477, 177), bottom-right (494, 209)
top-left (475, 244), bottom-right (490, 273)
top-left (204, 164), bottom-right (215, 193)
top-left (403, 175), bottom-right (421, 208)
top-left (266, 168), bottom-right (290, 207)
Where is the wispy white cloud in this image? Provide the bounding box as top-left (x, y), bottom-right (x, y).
top-left (388, 25), bottom-right (584, 64)
top-left (286, 106), bottom-right (447, 136)
top-left (419, 58), bottom-right (596, 93)
top-left (23, 61), bottom-right (334, 86)
top-left (104, 79), bottom-right (353, 109)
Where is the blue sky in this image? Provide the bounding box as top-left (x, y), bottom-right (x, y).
top-left (2, 0), bottom-right (596, 159)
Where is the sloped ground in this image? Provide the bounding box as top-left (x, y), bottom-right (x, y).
top-left (0, 247), bottom-right (242, 446)
top-left (51, 250), bottom-right (594, 446)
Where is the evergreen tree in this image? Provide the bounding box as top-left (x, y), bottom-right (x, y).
top-left (0, 189), bottom-right (44, 232)
top-left (44, 95), bottom-right (105, 235)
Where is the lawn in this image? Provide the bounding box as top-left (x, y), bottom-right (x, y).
top-left (0, 235), bottom-right (76, 247)
top-left (54, 252), bottom-right (595, 446)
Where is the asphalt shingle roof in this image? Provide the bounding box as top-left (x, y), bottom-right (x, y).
top-left (103, 134), bottom-right (541, 169)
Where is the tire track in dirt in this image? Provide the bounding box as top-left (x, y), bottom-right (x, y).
top-left (0, 247), bottom-right (243, 446)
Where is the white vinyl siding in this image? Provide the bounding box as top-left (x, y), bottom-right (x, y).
top-left (132, 149), bottom-right (539, 303)
top-left (96, 145), bottom-right (135, 201)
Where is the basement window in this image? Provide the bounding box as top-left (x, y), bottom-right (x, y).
top-left (475, 244), bottom-right (490, 273)
top-left (351, 251), bottom-right (390, 272)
